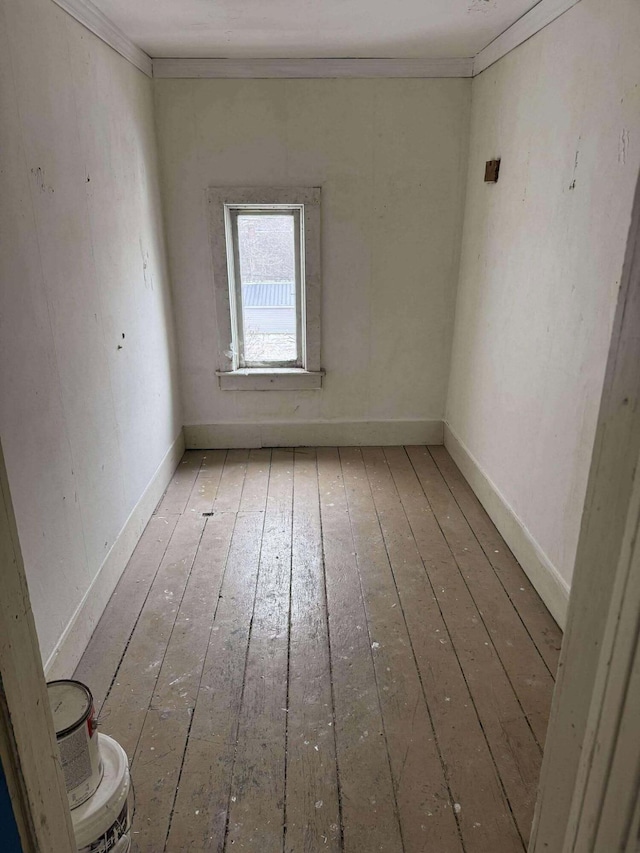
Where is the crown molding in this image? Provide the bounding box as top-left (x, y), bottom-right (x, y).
top-left (50, 0), bottom-right (584, 82)
top-left (151, 57), bottom-right (474, 79)
top-left (51, 0), bottom-right (152, 76)
top-left (473, 0), bottom-right (582, 76)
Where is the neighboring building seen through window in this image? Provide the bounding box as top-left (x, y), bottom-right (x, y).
top-left (236, 212), bottom-right (299, 365)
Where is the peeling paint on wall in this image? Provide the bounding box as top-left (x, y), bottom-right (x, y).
top-left (140, 238), bottom-right (154, 290)
top-left (569, 138), bottom-right (581, 190)
top-left (30, 166), bottom-right (54, 193)
top-left (467, 0), bottom-right (496, 13)
top-left (619, 128), bottom-right (630, 164)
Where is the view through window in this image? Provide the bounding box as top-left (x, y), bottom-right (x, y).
top-left (235, 211), bottom-right (300, 366)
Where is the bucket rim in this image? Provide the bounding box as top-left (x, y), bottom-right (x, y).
top-left (47, 679), bottom-right (94, 737)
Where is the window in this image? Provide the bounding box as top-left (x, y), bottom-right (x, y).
top-left (209, 187), bottom-right (323, 390)
top-left (231, 208), bottom-right (300, 367)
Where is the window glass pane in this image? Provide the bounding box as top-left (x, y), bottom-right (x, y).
top-left (237, 214), bottom-right (297, 364)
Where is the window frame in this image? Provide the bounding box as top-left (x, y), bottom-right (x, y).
top-left (209, 187), bottom-right (323, 390)
top-left (227, 205), bottom-right (303, 369)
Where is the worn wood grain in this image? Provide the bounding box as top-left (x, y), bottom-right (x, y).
top-left (130, 708), bottom-right (190, 853)
top-left (225, 450), bottom-right (293, 852)
top-left (130, 513), bottom-right (235, 852)
top-left (285, 449), bottom-right (341, 853)
top-left (317, 447), bottom-right (404, 853)
top-left (76, 453), bottom-right (205, 712)
top-left (209, 448), bottom-right (251, 513)
top-left (150, 515), bottom-right (236, 712)
top-left (339, 446), bottom-right (463, 853)
top-left (184, 448), bottom-right (227, 515)
top-left (75, 447), bottom-right (558, 852)
top-left (165, 457), bottom-right (266, 850)
top-left (200, 449), bottom-right (229, 477)
top-left (98, 512), bottom-right (206, 758)
top-left (406, 445), bottom-right (554, 746)
top-left (74, 513), bottom-right (180, 713)
top-left (153, 451), bottom-right (204, 516)
top-left (379, 447), bottom-right (533, 849)
top-left (238, 448), bottom-right (272, 513)
top-left (428, 445), bottom-right (562, 675)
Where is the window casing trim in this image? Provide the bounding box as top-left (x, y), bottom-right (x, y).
top-left (208, 187), bottom-right (322, 386)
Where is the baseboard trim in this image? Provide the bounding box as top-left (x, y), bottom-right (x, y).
top-left (185, 419), bottom-right (444, 449)
top-left (44, 430), bottom-right (185, 678)
top-left (444, 423), bottom-right (569, 628)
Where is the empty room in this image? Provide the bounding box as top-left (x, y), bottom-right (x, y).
top-left (1, 0), bottom-right (640, 851)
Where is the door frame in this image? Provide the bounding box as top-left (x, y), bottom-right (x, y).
top-left (531, 170), bottom-right (640, 851)
top-left (0, 439), bottom-right (75, 852)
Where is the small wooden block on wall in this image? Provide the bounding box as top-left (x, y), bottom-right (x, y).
top-left (484, 159), bottom-right (501, 183)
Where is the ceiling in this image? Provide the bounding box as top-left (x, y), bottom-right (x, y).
top-left (92, 0), bottom-right (541, 59)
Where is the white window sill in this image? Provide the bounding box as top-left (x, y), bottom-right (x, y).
top-left (216, 369), bottom-right (324, 391)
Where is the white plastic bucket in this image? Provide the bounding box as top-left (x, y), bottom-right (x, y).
top-left (71, 733), bottom-right (132, 853)
top-left (47, 680), bottom-right (103, 809)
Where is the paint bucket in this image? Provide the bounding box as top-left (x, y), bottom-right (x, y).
top-left (47, 679), bottom-right (103, 808)
top-left (71, 733), bottom-right (132, 853)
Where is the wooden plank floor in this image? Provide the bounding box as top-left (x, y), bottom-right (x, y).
top-left (75, 447), bottom-right (562, 853)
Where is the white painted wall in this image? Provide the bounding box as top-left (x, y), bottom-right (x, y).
top-left (446, 0), bottom-right (640, 599)
top-left (0, 0), bottom-right (182, 667)
top-left (154, 79), bottom-right (470, 440)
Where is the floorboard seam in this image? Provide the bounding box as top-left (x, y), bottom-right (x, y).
top-left (129, 515), bottom-right (208, 764)
top-left (163, 704), bottom-right (196, 849)
top-left (338, 447), bottom-right (407, 853)
top-left (124, 453), bottom-right (213, 755)
top-left (220, 460), bottom-right (272, 853)
top-left (128, 452), bottom-right (224, 849)
top-left (316, 449), bottom-right (346, 853)
top-left (96, 524), bottom-right (188, 719)
top-left (161, 454), bottom-right (239, 849)
top-left (385, 447), bottom-right (527, 851)
top-left (404, 446), bottom-right (545, 755)
top-left (427, 447), bottom-right (557, 681)
top-left (163, 447), bottom-right (249, 850)
top-left (99, 454), bottom-right (206, 716)
top-left (282, 453), bottom-right (295, 853)
top-left (357, 447), bottom-right (466, 851)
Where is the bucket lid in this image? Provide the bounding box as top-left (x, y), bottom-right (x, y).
top-left (71, 734), bottom-right (130, 848)
top-left (47, 680), bottom-right (93, 737)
